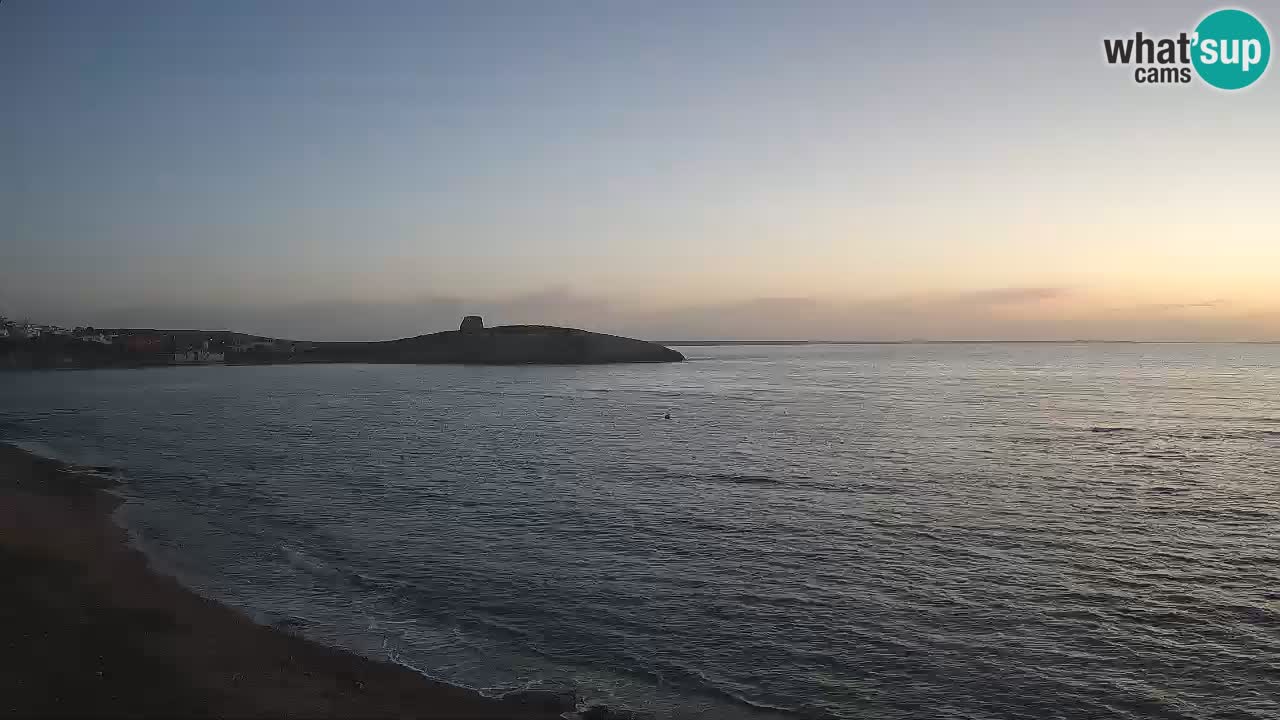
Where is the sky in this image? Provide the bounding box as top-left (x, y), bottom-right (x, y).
top-left (2, 1), bottom-right (1278, 341)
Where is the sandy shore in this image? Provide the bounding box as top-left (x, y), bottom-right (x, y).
top-left (0, 443), bottom-right (570, 719)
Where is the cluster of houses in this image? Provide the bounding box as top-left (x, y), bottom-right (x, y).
top-left (117, 334), bottom-right (228, 364)
top-left (2, 317), bottom-right (108, 340)
top-left (0, 315), bottom-right (312, 367)
top-left (2, 318), bottom-right (96, 341)
top-left (171, 340), bottom-right (227, 364)
top-left (1, 316), bottom-right (233, 366)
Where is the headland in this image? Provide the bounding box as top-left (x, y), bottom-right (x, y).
top-left (0, 315), bottom-right (684, 369)
top-left (234, 316), bottom-right (685, 366)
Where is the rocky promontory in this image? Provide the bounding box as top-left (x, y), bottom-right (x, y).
top-left (229, 316), bottom-right (684, 365)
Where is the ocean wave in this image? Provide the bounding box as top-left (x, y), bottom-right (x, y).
top-left (639, 660), bottom-right (823, 719)
top-left (3, 439), bottom-right (128, 483)
top-left (703, 472), bottom-right (783, 486)
top-left (6, 439), bottom-right (82, 465)
top-left (280, 545), bottom-right (337, 577)
top-left (644, 469), bottom-right (785, 486)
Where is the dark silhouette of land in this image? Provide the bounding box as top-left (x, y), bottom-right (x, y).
top-left (245, 316), bottom-right (684, 365)
top-left (0, 316), bottom-right (684, 370)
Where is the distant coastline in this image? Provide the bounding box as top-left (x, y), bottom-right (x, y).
top-left (662, 339), bottom-right (1278, 346)
top-left (3, 311), bottom-right (1272, 373)
top-left (0, 316), bottom-right (683, 370)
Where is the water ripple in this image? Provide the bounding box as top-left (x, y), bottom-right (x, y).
top-left (2, 343), bottom-right (1278, 719)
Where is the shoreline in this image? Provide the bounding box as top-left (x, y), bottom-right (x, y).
top-left (0, 443), bottom-right (573, 719)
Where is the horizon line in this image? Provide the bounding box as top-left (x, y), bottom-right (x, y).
top-left (658, 339), bottom-right (1280, 346)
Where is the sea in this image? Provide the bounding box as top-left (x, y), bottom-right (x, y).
top-left (2, 343), bottom-right (1278, 719)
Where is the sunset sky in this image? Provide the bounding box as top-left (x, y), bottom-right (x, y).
top-left (3, 1), bottom-right (1278, 340)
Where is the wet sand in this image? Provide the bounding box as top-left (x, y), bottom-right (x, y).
top-left (0, 444), bottom-right (566, 718)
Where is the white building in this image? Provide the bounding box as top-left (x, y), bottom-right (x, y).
top-left (172, 348), bottom-right (226, 364)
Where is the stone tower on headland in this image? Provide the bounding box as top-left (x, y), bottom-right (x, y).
top-left (224, 314), bottom-right (681, 364)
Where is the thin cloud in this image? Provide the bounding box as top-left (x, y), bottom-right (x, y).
top-left (950, 287), bottom-right (1074, 305)
top-left (1107, 299), bottom-right (1230, 313)
top-left (1136, 299), bottom-right (1229, 311)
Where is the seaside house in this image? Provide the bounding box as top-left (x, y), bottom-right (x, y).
top-left (172, 339), bottom-right (226, 364)
top-left (172, 348), bottom-right (226, 364)
top-left (74, 331), bottom-right (114, 345)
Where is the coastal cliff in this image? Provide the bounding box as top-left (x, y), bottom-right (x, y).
top-left (229, 317), bottom-right (684, 366)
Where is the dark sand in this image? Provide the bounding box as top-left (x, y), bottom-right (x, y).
top-left (0, 444), bottom-right (566, 718)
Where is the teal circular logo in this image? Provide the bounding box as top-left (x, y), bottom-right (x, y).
top-left (1192, 9), bottom-right (1270, 90)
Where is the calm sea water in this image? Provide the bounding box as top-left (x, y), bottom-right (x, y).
top-left (3, 344), bottom-right (1279, 719)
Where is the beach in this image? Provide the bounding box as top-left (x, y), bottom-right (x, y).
top-left (0, 443), bottom-right (566, 719)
